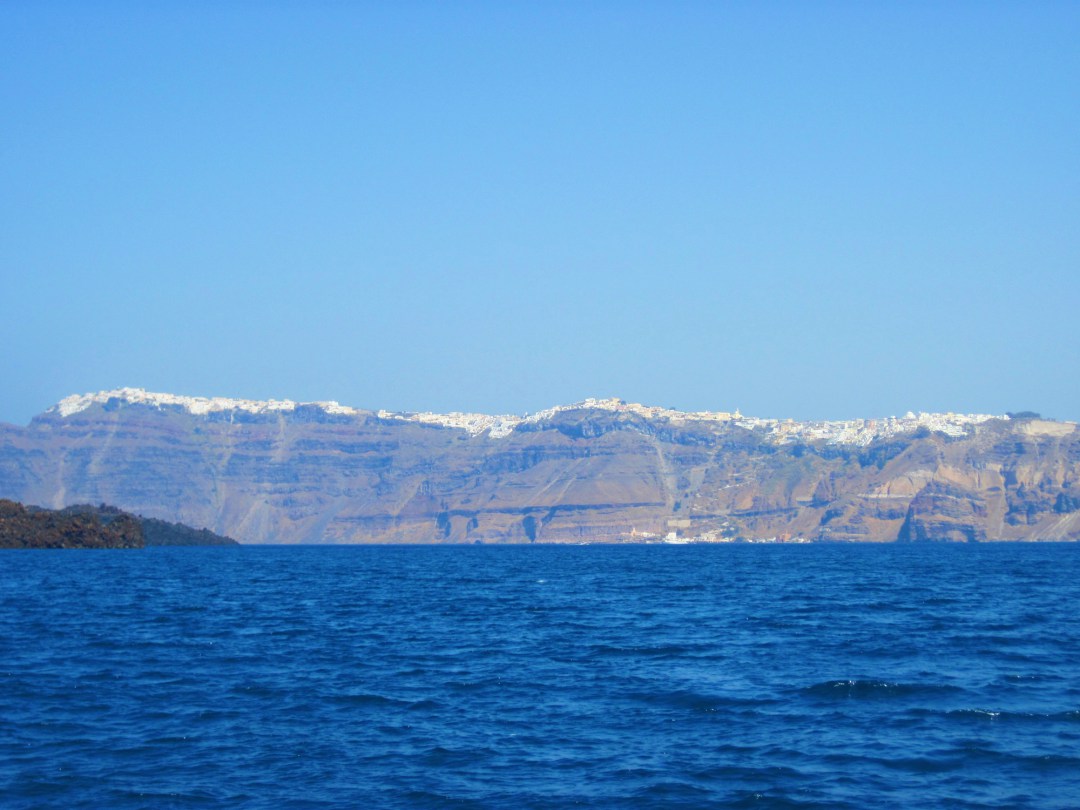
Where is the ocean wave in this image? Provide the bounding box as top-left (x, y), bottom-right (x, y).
top-left (721, 789), bottom-right (857, 809)
top-left (800, 679), bottom-right (965, 699)
top-left (946, 708), bottom-right (1080, 723)
top-left (586, 642), bottom-right (706, 658)
top-left (627, 689), bottom-right (778, 713)
top-left (327, 692), bottom-right (413, 708)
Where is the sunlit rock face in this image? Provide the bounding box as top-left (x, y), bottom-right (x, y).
top-left (1, 389), bottom-right (1078, 544)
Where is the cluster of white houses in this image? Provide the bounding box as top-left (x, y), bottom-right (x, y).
top-left (53, 388), bottom-right (1011, 448)
top-left (384, 397), bottom-right (1006, 446)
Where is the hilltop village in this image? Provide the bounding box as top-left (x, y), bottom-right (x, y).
top-left (381, 396), bottom-right (1004, 446)
top-left (52, 388), bottom-right (1005, 446)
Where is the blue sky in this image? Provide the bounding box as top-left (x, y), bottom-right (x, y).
top-left (2, 2), bottom-right (1077, 425)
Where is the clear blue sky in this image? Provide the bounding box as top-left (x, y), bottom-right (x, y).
top-left (2, 2), bottom-right (1077, 425)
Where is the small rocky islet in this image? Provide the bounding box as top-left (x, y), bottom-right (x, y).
top-left (0, 499), bottom-right (237, 549)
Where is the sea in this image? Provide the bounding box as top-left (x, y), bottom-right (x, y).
top-left (1, 543), bottom-right (1079, 809)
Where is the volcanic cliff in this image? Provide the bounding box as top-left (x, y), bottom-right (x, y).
top-left (1, 389), bottom-right (1077, 544)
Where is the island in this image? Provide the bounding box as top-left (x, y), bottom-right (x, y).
top-left (0, 499), bottom-right (238, 549)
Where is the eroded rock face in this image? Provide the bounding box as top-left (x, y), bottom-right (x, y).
top-left (1, 395), bottom-right (1078, 543)
top-left (897, 482), bottom-right (988, 543)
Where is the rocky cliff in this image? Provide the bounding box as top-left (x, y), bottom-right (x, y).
top-left (1, 389), bottom-right (1078, 543)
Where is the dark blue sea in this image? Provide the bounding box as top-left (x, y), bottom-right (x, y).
top-left (2, 544), bottom-right (1079, 809)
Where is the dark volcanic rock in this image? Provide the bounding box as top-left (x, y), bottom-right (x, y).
top-left (0, 499), bottom-right (143, 549)
top-left (141, 516), bottom-right (238, 546)
top-left (0, 499), bottom-right (237, 548)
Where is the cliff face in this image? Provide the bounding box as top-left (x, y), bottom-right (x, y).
top-left (1, 394), bottom-right (1078, 543)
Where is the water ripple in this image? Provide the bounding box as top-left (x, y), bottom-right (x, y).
top-left (1, 543), bottom-right (1079, 809)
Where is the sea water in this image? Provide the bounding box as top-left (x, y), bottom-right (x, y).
top-left (1, 543), bottom-right (1078, 809)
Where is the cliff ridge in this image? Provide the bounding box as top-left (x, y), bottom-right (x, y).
top-left (2, 389), bottom-right (1076, 544)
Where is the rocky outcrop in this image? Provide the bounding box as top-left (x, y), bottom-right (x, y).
top-left (0, 499), bottom-right (143, 548)
top-left (1, 392), bottom-right (1078, 543)
top-left (0, 500), bottom-right (238, 548)
top-left (140, 516), bottom-right (238, 546)
top-left (897, 482), bottom-right (988, 543)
